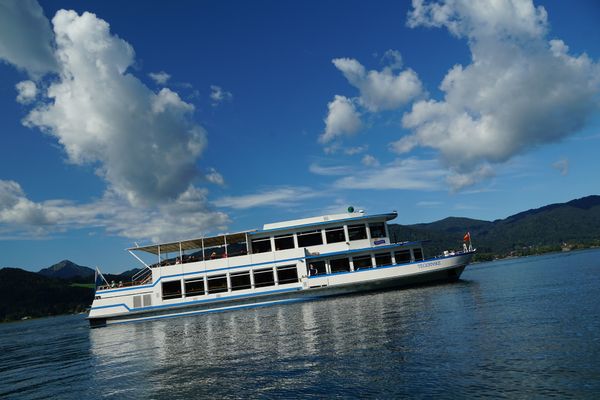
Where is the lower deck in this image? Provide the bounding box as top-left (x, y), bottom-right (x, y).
top-left (89, 251), bottom-right (474, 327)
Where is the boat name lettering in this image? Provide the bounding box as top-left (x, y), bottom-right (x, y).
top-left (419, 261), bottom-right (441, 268)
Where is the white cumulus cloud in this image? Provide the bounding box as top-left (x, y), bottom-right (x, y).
top-left (0, 4), bottom-right (232, 242)
top-left (319, 95), bottom-right (362, 144)
top-left (205, 167), bottom-right (225, 186)
top-left (0, 179), bottom-right (229, 243)
top-left (22, 10), bottom-right (207, 206)
top-left (361, 154), bottom-right (380, 167)
top-left (148, 71), bottom-right (171, 85)
top-left (332, 54), bottom-right (424, 112)
top-left (397, 0), bottom-right (600, 189)
top-left (0, 180), bottom-right (58, 229)
top-left (15, 80), bottom-right (38, 104)
top-left (210, 85), bottom-right (233, 106)
top-left (0, 0), bottom-right (58, 77)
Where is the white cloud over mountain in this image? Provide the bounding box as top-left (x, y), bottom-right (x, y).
top-left (397, 0), bottom-right (600, 189)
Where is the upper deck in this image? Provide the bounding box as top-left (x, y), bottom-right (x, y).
top-left (99, 210), bottom-right (401, 290)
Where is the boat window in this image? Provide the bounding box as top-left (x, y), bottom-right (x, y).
top-left (274, 234), bottom-right (295, 250)
top-left (230, 271), bottom-right (251, 291)
top-left (133, 295), bottom-right (142, 308)
top-left (276, 265), bottom-right (299, 284)
top-left (251, 237), bottom-right (272, 253)
top-left (369, 223), bottom-right (386, 239)
top-left (352, 255), bottom-right (373, 270)
top-left (162, 280), bottom-right (182, 300)
top-left (348, 224), bottom-right (367, 241)
top-left (330, 258), bottom-right (351, 273)
top-left (308, 260), bottom-right (326, 276)
top-left (185, 278), bottom-right (205, 296)
top-left (325, 226), bottom-right (346, 244)
top-left (394, 249), bottom-right (411, 264)
top-left (413, 248), bottom-right (424, 261)
top-left (207, 274), bottom-right (228, 294)
top-left (253, 268), bottom-right (275, 288)
top-left (374, 253), bottom-right (392, 267)
top-left (297, 230), bottom-right (323, 247)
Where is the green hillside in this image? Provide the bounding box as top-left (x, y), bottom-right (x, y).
top-left (390, 195), bottom-right (600, 260)
top-left (0, 268), bottom-right (94, 322)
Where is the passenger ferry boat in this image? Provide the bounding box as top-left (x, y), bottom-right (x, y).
top-left (88, 209), bottom-right (474, 327)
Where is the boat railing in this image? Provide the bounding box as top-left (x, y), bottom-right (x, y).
top-left (131, 267), bottom-right (153, 284)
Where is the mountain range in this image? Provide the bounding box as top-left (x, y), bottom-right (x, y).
top-left (388, 195), bottom-right (600, 259)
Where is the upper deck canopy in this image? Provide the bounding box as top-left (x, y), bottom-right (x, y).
top-left (128, 231), bottom-right (252, 255)
top-left (128, 211), bottom-right (398, 255)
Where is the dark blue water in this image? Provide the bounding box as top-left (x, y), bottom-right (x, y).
top-left (1, 249), bottom-right (600, 399)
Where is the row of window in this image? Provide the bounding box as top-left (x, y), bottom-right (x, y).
top-left (161, 265), bottom-right (299, 300)
top-left (158, 247), bottom-right (424, 301)
top-left (251, 222), bottom-right (387, 253)
top-left (309, 247), bottom-right (424, 276)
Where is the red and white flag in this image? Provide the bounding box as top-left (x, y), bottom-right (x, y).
top-left (463, 232), bottom-right (471, 242)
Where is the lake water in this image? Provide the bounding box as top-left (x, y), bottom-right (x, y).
top-left (1, 249), bottom-right (600, 399)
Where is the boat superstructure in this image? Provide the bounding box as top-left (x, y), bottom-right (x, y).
top-left (88, 210), bottom-right (474, 327)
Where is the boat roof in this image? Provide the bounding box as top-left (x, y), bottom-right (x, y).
top-left (255, 211), bottom-right (398, 234)
top-left (128, 231), bottom-right (253, 255)
top-left (128, 211), bottom-right (398, 255)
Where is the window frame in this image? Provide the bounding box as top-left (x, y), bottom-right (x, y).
top-left (253, 267), bottom-right (275, 288)
top-left (369, 222), bottom-right (386, 239)
top-left (162, 280), bottom-right (182, 300)
top-left (230, 271), bottom-right (251, 291)
top-left (325, 226), bottom-right (346, 244)
top-left (330, 257), bottom-right (351, 273)
top-left (251, 237), bottom-right (272, 254)
top-left (347, 224), bottom-right (368, 241)
top-left (352, 255), bottom-right (373, 270)
top-left (374, 252), bottom-right (392, 267)
top-left (207, 274), bottom-right (228, 294)
top-left (297, 229), bottom-right (324, 247)
top-left (184, 277), bottom-right (205, 296)
top-left (274, 234), bottom-right (295, 250)
top-left (276, 265), bottom-right (299, 284)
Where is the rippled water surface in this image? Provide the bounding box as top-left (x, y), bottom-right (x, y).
top-left (2, 249), bottom-right (600, 399)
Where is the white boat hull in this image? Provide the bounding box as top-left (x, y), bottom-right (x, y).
top-left (89, 252), bottom-right (472, 327)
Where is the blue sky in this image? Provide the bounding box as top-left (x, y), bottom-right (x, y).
top-left (1, 0), bottom-right (599, 273)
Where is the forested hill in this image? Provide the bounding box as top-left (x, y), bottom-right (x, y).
top-left (38, 259), bottom-right (95, 281)
top-left (0, 268), bottom-right (93, 322)
top-left (389, 195), bottom-right (600, 258)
